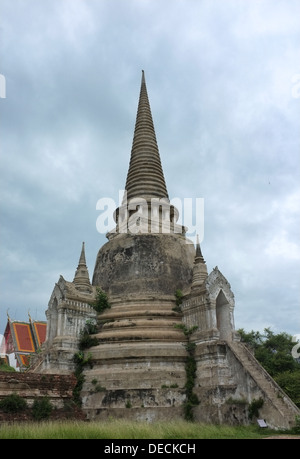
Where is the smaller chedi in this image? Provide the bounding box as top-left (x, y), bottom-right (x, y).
top-left (32, 72), bottom-right (299, 429)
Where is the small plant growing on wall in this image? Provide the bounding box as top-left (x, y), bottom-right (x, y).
top-left (183, 347), bottom-right (200, 421)
top-left (174, 324), bottom-right (199, 421)
top-left (90, 288), bottom-right (111, 314)
top-left (79, 320), bottom-right (99, 350)
top-left (173, 289), bottom-right (183, 312)
top-left (73, 351), bottom-right (93, 406)
top-left (174, 323), bottom-right (198, 337)
top-left (248, 397), bottom-right (264, 420)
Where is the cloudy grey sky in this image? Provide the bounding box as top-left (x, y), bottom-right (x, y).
top-left (0, 0), bottom-right (299, 337)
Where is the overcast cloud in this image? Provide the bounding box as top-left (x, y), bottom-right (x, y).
top-left (0, 0), bottom-right (299, 337)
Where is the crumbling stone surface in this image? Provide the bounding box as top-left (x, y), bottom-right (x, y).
top-left (93, 233), bottom-right (195, 296)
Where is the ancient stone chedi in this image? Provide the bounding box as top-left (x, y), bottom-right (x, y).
top-left (36, 72), bottom-right (299, 429)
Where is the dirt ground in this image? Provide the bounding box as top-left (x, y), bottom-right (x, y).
top-left (263, 435), bottom-right (300, 439)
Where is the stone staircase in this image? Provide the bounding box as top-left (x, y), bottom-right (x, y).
top-left (227, 340), bottom-right (300, 429)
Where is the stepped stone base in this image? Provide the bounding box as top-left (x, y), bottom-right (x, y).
top-left (80, 295), bottom-right (190, 421)
top-left (81, 338), bottom-right (188, 421)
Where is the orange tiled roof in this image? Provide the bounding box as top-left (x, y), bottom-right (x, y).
top-left (1, 319), bottom-right (47, 370)
top-left (17, 354), bottom-right (31, 367)
top-left (32, 321), bottom-right (47, 348)
top-left (12, 322), bottom-right (35, 352)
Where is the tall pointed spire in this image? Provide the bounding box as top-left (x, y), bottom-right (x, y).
top-left (191, 236), bottom-right (208, 290)
top-left (110, 71), bottom-right (184, 239)
top-left (124, 71), bottom-right (169, 201)
top-left (195, 235), bottom-right (205, 261)
top-left (73, 242), bottom-right (92, 293)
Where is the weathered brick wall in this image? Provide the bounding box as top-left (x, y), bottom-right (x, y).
top-left (0, 371), bottom-right (77, 408)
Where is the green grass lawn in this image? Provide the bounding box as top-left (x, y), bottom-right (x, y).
top-left (0, 419), bottom-right (285, 439)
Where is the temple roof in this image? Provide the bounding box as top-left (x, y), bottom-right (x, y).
top-left (124, 71), bottom-right (169, 202)
top-left (1, 318), bottom-right (47, 370)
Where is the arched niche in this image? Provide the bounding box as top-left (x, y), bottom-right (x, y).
top-left (216, 289), bottom-right (232, 341)
top-left (205, 267), bottom-right (235, 341)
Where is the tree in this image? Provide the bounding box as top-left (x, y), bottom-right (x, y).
top-left (275, 371), bottom-right (300, 407)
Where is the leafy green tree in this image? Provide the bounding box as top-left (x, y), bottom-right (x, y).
top-left (275, 370), bottom-right (300, 407)
top-left (237, 329), bottom-right (263, 349)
